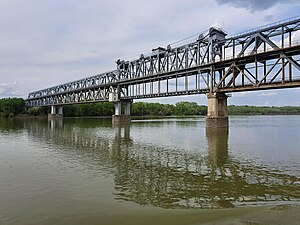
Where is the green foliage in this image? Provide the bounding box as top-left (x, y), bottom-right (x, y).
top-left (26, 106), bottom-right (49, 116)
top-left (131, 102), bottom-right (175, 116)
top-left (54, 102), bottom-right (300, 117)
top-left (2, 97), bottom-right (300, 118)
top-left (131, 101), bottom-right (206, 116)
top-left (64, 102), bottom-right (114, 117)
top-left (175, 102), bottom-right (206, 115)
top-left (0, 98), bottom-right (25, 117)
top-left (63, 101), bottom-right (204, 117)
top-left (131, 102), bottom-right (300, 116)
top-left (228, 105), bottom-right (300, 115)
top-left (131, 102), bottom-right (148, 116)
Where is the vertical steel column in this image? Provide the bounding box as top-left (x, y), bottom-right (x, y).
top-left (57, 106), bottom-right (63, 115)
top-left (49, 105), bottom-right (63, 118)
top-left (112, 101), bottom-right (131, 124)
top-left (289, 31), bottom-right (292, 81)
top-left (282, 53), bottom-right (285, 83)
top-left (51, 105), bottom-right (56, 115)
top-left (114, 102), bottom-right (121, 116)
top-left (124, 102), bottom-right (131, 116)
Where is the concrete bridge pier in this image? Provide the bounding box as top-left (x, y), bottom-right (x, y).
top-left (206, 93), bottom-right (228, 128)
top-left (112, 101), bottom-right (131, 124)
top-left (48, 105), bottom-right (63, 119)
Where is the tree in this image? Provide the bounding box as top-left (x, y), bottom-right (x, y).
top-left (0, 98), bottom-right (25, 117)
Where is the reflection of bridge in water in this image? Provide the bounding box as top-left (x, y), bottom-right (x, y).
top-left (22, 119), bottom-right (299, 209)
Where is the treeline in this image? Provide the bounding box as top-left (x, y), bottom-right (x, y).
top-left (62, 102), bottom-right (300, 116)
top-left (0, 98), bottom-right (25, 117)
top-left (63, 102), bottom-right (114, 117)
top-left (0, 98), bottom-right (48, 117)
top-left (1, 98), bottom-right (300, 118)
top-left (132, 102), bottom-right (207, 116)
top-left (63, 102), bottom-right (207, 116)
top-left (228, 105), bottom-right (300, 115)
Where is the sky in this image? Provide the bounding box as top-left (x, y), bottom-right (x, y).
top-left (1, 0), bottom-right (300, 106)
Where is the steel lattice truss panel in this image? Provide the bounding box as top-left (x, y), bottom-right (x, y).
top-left (26, 70), bottom-right (120, 106)
top-left (26, 16), bottom-right (300, 106)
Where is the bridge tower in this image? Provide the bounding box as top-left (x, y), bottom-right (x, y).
top-left (206, 27), bottom-right (228, 128)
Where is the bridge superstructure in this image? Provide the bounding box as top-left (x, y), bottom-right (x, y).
top-left (26, 16), bottom-right (300, 127)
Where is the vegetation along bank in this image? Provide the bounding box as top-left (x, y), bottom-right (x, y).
top-left (1, 98), bottom-right (300, 118)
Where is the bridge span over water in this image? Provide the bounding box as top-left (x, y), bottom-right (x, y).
top-left (26, 16), bottom-right (300, 127)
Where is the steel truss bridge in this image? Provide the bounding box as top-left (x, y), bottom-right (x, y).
top-left (26, 17), bottom-right (300, 107)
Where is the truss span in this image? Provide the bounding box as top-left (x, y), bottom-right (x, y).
top-left (26, 16), bottom-right (300, 107)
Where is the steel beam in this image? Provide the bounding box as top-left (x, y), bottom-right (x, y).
top-left (25, 16), bottom-right (300, 107)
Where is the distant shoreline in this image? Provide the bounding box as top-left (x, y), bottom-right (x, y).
top-left (1, 98), bottom-right (300, 118)
top-left (8, 113), bottom-right (300, 120)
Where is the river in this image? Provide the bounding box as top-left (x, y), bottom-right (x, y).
top-left (0, 116), bottom-right (299, 225)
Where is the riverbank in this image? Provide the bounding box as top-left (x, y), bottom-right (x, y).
top-left (2, 98), bottom-right (300, 118)
top-left (14, 114), bottom-right (47, 119)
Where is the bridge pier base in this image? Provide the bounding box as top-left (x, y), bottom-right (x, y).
top-left (112, 115), bottom-right (131, 124)
top-left (206, 93), bottom-right (228, 128)
top-left (112, 101), bottom-right (131, 124)
top-left (48, 105), bottom-right (63, 119)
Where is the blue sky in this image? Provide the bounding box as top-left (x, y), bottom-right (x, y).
top-left (0, 0), bottom-right (300, 106)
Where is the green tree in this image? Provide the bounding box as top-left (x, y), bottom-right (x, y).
top-left (26, 106), bottom-right (48, 116)
top-left (175, 102), bottom-right (200, 115)
top-left (0, 98), bottom-right (25, 117)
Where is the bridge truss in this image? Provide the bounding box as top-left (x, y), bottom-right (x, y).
top-left (26, 16), bottom-right (300, 106)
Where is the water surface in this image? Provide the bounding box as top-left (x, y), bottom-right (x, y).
top-left (0, 116), bottom-right (299, 225)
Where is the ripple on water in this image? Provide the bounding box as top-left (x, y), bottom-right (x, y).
top-left (0, 116), bottom-right (299, 225)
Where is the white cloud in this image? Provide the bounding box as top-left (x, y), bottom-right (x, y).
top-left (292, 30), bottom-right (300, 43)
top-left (0, 82), bottom-right (18, 97)
top-left (215, 0), bottom-right (299, 11)
top-left (263, 100), bottom-right (273, 106)
top-left (138, 95), bottom-right (207, 105)
top-left (259, 91), bottom-right (278, 97)
top-left (231, 92), bottom-right (256, 98)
